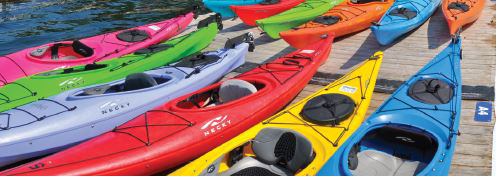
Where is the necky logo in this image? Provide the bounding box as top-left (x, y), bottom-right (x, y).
top-left (59, 77), bottom-right (84, 91)
top-left (202, 115), bottom-right (231, 136)
top-left (100, 99), bottom-right (131, 115)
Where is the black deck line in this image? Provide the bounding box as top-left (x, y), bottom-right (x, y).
top-left (235, 62), bottom-right (495, 101)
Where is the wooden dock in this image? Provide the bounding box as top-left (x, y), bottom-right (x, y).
top-left (182, 2), bottom-right (496, 175)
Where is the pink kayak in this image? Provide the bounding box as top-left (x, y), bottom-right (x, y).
top-left (0, 12), bottom-right (194, 87)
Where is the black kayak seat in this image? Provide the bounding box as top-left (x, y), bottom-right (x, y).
top-left (72, 40), bottom-right (94, 57)
top-left (260, 0), bottom-right (281, 5)
top-left (117, 29), bottom-right (149, 42)
top-left (300, 93), bottom-right (356, 126)
top-left (313, 16), bottom-right (341, 25)
top-left (123, 73), bottom-right (158, 91)
top-left (448, 2), bottom-right (470, 12)
top-left (390, 7), bottom-right (417, 19)
top-left (220, 128), bottom-right (313, 176)
top-left (408, 78), bottom-right (454, 104)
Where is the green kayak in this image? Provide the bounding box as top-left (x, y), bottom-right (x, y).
top-left (256, 0), bottom-right (342, 39)
top-left (0, 14), bottom-right (222, 113)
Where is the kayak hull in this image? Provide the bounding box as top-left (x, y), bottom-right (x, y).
top-left (442, 0), bottom-right (485, 35)
top-left (0, 13), bottom-right (194, 87)
top-left (231, 0), bottom-right (304, 26)
top-left (281, 0), bottom-right (393, 49)
top-left (371, 0), bottom-right (440, 45)
top-left (1, 35), bottom-right (334, 176)
top-left (203, 0), bottom-right (263, 17)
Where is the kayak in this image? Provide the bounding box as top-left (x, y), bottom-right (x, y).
top-left (0, 14), bottom-right (222, 113)
top-left (281, 0), bottom-right (393, 49)
top-left (0, 12), bottom-right (194, 87)
top-left (442, 0), bottom-right (485, 35)
top-left (1, 33), bottom-right (334, 175)
top-left (370, 0), bottom-right (441, 45)
top-left (170, 52), bottom-right (383, 176)
top-left (317, 36), bottom-right (462, 176)
top-left (0, 32), bottom-right (253, 168)
top-left (256, 0), bottom-right (343, 39)
top-left (203, 0), bottom-right (263, 17)
top-left (231, 0), bottom-right (304, 26)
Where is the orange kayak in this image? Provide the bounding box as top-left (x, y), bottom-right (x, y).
top-left (280, 0), bottom-right (393, 49)
top-left (442, 0), bottom-right (485, 35)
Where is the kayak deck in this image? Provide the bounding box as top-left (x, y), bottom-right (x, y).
top-left (183, 8), bottom-right (494, 175)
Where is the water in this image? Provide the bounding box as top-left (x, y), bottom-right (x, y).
top-left (0, 0), bottom-right (200, 55)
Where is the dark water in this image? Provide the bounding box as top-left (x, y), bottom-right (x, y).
top-left (0, 0), bottom-right (200, 55)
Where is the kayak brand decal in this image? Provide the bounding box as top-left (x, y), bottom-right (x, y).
top-left (202, 115), bottom-right (231, 137)
top-left (100, 100), bottom-right (131, 115)
top-left (59, 77), bottom-right (84, 91)
top-left (339, 85), bottom-right (358, 94)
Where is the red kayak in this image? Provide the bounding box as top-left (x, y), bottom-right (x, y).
top-left (1, 34), bottom-right (334, 176)
top-left (0, 12), bottom-right (194, 87)
top-left (231, 0), bottom-right (304, 26)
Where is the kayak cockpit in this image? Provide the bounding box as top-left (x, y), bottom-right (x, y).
top-left (200, 128), bottom-right (315, 175)
top-left (29, 40), bottom-right (95, 61)
top-left (75, 73), bottom-right (171, 96)
top-left (348, 126), bottom-right (437, 176)
top-left (176, 79), bottom-right (264, 109)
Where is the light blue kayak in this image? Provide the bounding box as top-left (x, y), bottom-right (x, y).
top-left (203, 0), bottom-right (263, 17)
top-left (318, 36), bottom-right (462, 176)
top-left (371, 0), bottom-right (441, 45)
top-left (0, 33), bottom-right (255, 167)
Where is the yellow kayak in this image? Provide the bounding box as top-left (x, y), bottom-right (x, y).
top-left (169, 51), bottom-right (383, 176)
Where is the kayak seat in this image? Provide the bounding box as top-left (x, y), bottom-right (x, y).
top-left (351, 150), bottom-right (427, 176)
top-left (448, 2), bottom-right (470, 12)
top-left (221, 128), bottom-right (313, 175)
top-left (260, 0), bottom-right (281, 5)
top-left (123, 73), bottom-right (158, 91)
top-left (300, 93), bottom-right (356, 126)
top-left (134, 44), bottom-right (174, 55)
top-left (173, 53), bottom-right (222, 68)
top-left (117, 30), bottom-right (149, 42)
top-left (313, 16), bottom-right (341, 25)
top-left (47, 40), bottom-right (94, 60)
top-left (390, 8), bottom-right (417, 19)
top-left (408, 78), bottom-right (453, 104)
top-left (72, 40), bottom-right (94, 57)
top-left (219, 79), bottom-right (258, 104)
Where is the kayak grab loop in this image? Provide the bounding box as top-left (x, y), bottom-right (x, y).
top-left (221, 128), bottom-right (313, 175)
top-left (408, 78), bottom-right (454, 104)
top-left (300, 94), bottom-right (356, 126)
top-left (389, 7), bottom-right (417, 19)
top-left (312, 16), bottom-right (341, 25)
top-left (447, 2), bottom-right (470, 12)
top-left (117, 30), bottom-right (150, 43)
top-left (260, 0), bottom-right (281, 5)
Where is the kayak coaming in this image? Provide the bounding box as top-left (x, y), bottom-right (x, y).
top-left (256, 0), bottom-right (343, 39)
top-left (370, 0), bottom-right (441, 45)
top-left (0, 12), bottom-right (194, 87)
top-left (203, 0), bottom-right (263, 17)
top-left (0, 38), bottom-right (250, 170)
top-left (230, 0), bottom-right (305, 26)
top-left (280, 0), bottom-right (394, 49)
top-left (0, 34), bottom-right (334, 176)
top-left (169, 51), bottom-right (383, 175)
top-left (0, 17), bottom-right (221, 113)
top-left (317, 36), bottom-right (462, 175)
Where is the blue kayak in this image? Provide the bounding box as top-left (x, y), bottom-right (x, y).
top-left (0, 33), bottom-right (255, 167)
top-left (371, 0), bottom-right (441, 45)
top-left (318, 36), bottom-right (462, 176)
top-left (203, 0), bottom-right (263, 17)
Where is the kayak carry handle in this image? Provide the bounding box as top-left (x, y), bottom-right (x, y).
top-left (197, 13), bottom-right (223, 30)
top-left (224, 32), bottom-right (255, 52)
